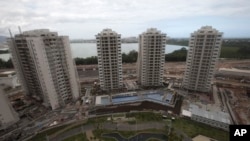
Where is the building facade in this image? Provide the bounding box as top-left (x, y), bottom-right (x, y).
top-left (137, 28), bottom-right (166, 86)
top-left (8, 29), bottom-right (80, 109)
top-left (0, 86), bottom-right (19, 130)
top-left (96, 29), bottom-right (123, 91)
top-left (183, 26), bottom-right (223, 92)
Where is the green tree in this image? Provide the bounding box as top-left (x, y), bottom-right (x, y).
top-left (165, 47), bottom-right (187, 61)
top-left (0, 58), bottom-right (13, 69)
top-left (122, 50), bottom-right (138, 63)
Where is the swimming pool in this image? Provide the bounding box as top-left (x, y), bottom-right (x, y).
top-left (145, 93), bottom-right (163, 101)
top-left (95, 91), bottom-right (175, 106)
top-left (112, 95), bottom-right (140, 104)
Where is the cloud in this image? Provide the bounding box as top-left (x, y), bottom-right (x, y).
top-left (0, 0), bottom-right (250, 37)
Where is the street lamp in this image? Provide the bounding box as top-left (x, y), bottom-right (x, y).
top-left (135, 119), bottom-right (137, 132)
top-left (136, 119), bottom-right (138, 141)
top-left (81, 125), bottom-right (84, 133)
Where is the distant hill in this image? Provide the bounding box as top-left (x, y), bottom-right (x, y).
top-left (0, 36), bottom-right (7, 43)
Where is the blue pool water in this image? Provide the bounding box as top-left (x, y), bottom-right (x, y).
top-left (146, 94), bottom-right (163, 101)
top-left (112, 96), bottom-right (140, 103)
top-left (98, 91), bottom-right (173, 106)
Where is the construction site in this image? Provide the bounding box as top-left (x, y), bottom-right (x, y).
top-left (77, 59), bottom-right (250, 125)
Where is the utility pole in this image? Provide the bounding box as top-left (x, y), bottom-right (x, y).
top-left (136, 119), bottom-right (138, 141)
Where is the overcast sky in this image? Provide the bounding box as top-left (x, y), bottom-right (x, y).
top-left (1, 0), bottom-right (250, 39)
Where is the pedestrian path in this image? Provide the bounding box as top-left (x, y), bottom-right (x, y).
top-left (50, 121), bottom-right (165, 141)
top-left (86, 130), bottom-right (99, 141)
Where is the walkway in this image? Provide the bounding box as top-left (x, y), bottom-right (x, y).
top-left (102, 132), bottom-right (167, 141)
top-left (50, 124), bottom-right (94, 141)
top-left (50, 121), bottom-right (165, 141)
top-left (86, 130), bottom-right (99, 141)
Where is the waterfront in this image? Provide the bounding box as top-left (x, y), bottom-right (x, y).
top-left (0, 43), bottom-right (187, 61)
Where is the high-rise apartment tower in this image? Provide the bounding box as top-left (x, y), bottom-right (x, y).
top-left (183, 26), bottom-right (223, 92)
top-left (8, 29), bottom-right (80, 109)
top-left (137, 28), bottom-right (166, 86)
top-left (96, 29), bottom-right (123, 91)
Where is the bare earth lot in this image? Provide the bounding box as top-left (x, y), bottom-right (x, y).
top-left (77, 59), bottom-right (250, 124)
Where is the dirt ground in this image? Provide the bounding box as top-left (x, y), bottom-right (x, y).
top-left (77, 59), bottom-right (250, 124)
top-left (77, 59), bottom-right (250, 80)
top-left (229, 88), bottom-right (250, 124)
top-left (218, 59), bottom-right (250, 69)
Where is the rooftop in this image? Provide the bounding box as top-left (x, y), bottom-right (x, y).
top-left (0, 71), bottom-right (16, 77)
top-left (219, 68), bottom-right (250, 74)
top-left (96, 28), bottom-right (120, 36)
top-left (23, 29), bottom-right (50, 34)
top-left (189, 104), bottom-right (231, 124)
top-left (193, 26), bottom-right (222, 35)
top-left (142, 28), bottom-right (166, 35)
top-left (15, 29), bottom-right (58, 37)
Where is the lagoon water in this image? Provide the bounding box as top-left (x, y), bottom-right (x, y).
top-left (0, 43), bottom-right (187, 61)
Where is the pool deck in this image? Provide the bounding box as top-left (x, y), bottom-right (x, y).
top-left (95, 95), bottom-right (109, 105)
top-left (95, 90), bottom-right (176, 107)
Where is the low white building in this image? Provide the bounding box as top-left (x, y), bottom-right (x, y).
top-left (189, 104), bottom-right (231, 131)
top-left (0, 71), bottom-right (20, 88)
top-left (0, 86), bottom-right (20, 130)
top-left (217, 68), bottom-right (250, 78)
top-left (192, 135), bottom-right (218, 141)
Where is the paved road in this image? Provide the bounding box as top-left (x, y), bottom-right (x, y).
top-left (221, 88), bottom-right (238, 124)
top-left (85, 87), bottom-right (92, 97)
top-left (215, 80), bottom-right (250, 88)
top-left (50, 124), bottom-right (94, 141)
top-left (1, 110), bottom-right (61, 141)
top-left (103, 121), bottom-right (165, 131)
top-left (103, 132), bottom-right (168, 141)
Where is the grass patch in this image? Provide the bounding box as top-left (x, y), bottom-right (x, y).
top-left (126, 112), bottom-right (162, 122)
top-left (93, 128), bottom-right (168, 141)
top-left (28, 125), bottom-right (69, 141)
top-left (47, 116), bottom-right (109, 135)
top-left (92, 129), bottom-right (116, 141)
top-left (30, 116), bottom-right (108, 141)
top-left (127, 120), bottom-right (136, 124)
top-left (63, 133), bottom-right (88, 141)
top-left (220, 46), bottom-right (239, 58)
top-left (87, 116), bottom-right (108, 125)
top-left (57, 120), bottom-right (87, 135)
top-left (172, 118), bottom-right (229, 141)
